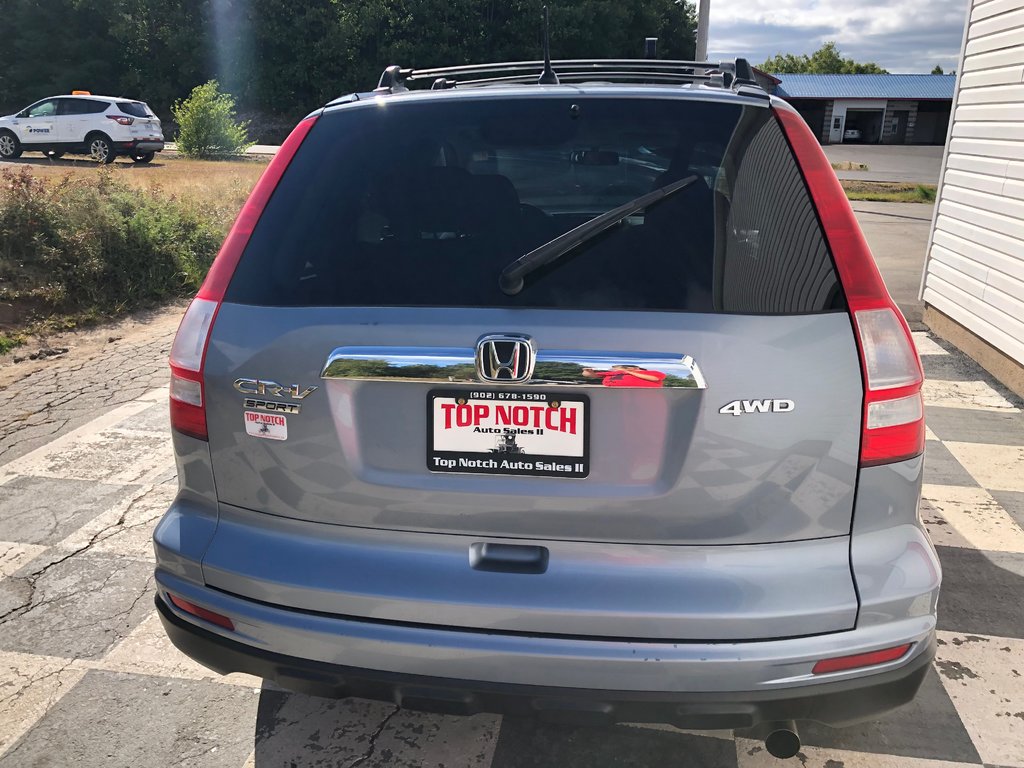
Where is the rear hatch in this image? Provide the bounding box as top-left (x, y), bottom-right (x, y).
top-left (117, 101), bottom-right (162, 138)
top-left (200, 90), bottom-right (864, 638)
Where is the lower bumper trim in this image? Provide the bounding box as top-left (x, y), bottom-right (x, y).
top-left (156, 595), bottom-right (933, 729)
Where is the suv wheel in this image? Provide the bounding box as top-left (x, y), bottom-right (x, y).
top-left (132, 152), bottom-right (154, 164)
top-left (88, 135), bottom-right (116, 164)
top-left (0, 132), bottom-right (21, 160)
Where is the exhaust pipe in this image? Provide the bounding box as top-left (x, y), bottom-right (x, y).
top-left (763, 721), bottom-right (801, 760)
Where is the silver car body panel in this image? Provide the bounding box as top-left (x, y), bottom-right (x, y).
top-left (154, 453), bottom-right (938, 691)
top-left (203, 306), bottom-right (861, 548)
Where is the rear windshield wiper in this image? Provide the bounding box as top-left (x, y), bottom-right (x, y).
top-left (498, 174), bottom-right (698, 296)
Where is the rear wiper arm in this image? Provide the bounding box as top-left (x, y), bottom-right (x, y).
top-left (498, 174), bottom-right (698, 296)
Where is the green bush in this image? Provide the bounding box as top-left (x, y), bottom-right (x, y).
top-left (0, 167), bottom-right (226, 316)
top-left (914, 185), bottom-right (937, 202)
top-left (172, 80), bottom-right (254, 158)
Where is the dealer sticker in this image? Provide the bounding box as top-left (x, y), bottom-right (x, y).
top-left (244, 411), bottom-right (288, 440)
top-left (428, 389), bottom-right (589, 478)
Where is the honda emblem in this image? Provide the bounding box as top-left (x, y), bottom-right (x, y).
top-left (475, 334), bottom-right (536, 383)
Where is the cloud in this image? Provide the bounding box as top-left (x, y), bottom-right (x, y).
top-left (705, 0), bottom-right (967, 72)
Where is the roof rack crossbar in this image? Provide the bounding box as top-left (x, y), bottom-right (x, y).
top-left (371, 57), bottom-right (765, 96)
top-left (406, 59), bottom-right (725, 80)
top-left (456, 71), bottom-right (713, 87)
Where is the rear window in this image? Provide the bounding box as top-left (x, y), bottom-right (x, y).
top-left (226, 96), bottom-right (843, 314)
top-left (117, 101), bottom-right (151, 118)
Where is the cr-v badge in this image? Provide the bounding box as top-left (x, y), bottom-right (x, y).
top-left (719, 399), bottom-right (795, 416)
top-left (234, 378), bottom-right (318, 399)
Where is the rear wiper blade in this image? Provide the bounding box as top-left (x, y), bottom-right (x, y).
top-left (498, 174), bottom-right (698, 296)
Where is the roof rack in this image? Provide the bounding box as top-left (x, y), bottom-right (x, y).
top-left (371, 58), bottom-right (767, 97)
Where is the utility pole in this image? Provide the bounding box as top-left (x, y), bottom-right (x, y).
top-left (695, 0), bottom-right (710, 61)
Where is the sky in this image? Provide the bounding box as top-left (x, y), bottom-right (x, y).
top-left (706, 0), bottom-right (969, 73)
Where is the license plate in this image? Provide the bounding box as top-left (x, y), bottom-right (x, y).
top-left (428, 389), bottom-right (589, 478)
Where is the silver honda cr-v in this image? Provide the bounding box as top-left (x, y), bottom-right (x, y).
top-left (154, 57), bottom-right (940, 758)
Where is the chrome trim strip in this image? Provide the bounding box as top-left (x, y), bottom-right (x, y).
top-left (321, 347), bottom-right (706, 389)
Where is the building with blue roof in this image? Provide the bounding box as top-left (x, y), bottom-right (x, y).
top-left (755, 72), bottom-right (956, 145)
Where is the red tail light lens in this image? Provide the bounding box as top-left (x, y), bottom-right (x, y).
top-left (167, 115), bottom-right (318, 440)
top-left (169, 298), bottom-right (219, 440)
top-left (812, 643), bottom-right (912, 675)
top-left (167, 593), bottom-right (235, 631)
top-left (107, 114), bottom-right (134, 125)
top-left (774, 106), bottom-right (924, 467)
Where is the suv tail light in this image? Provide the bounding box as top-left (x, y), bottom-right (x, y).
top-left (108, 114), bottom-right (134, 125)
top-left (169, 298), bottom-right (218, 440)
top-left (774, 106), bottom-right (924, 467)
top-left (167, 115), bottom-right (318, 440)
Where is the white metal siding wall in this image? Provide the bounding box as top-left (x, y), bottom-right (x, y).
top-left (922, 0), bottom-right (1024, 364)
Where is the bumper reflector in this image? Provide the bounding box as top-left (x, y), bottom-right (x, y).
top-left (812, 644), bottom-right (912, 675)
top-left (167, 593), bottom-right (235, 631)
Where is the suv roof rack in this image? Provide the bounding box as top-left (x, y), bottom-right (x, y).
top-left (370, 58), bottom-right (768, 98)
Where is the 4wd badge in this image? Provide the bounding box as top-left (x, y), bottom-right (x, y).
top-left (719, 399), bottom-right (795, 416)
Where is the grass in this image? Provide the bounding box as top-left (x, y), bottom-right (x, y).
top-left (0, 156), bottom-right (266, 350)
top-left (14, 153), bottom-right (266, 212)
top-left (842, 181), bottom-right (937, 203)
top-left (831, 161), bottom-right (870, 171)
top-left (0, 333), bottom-right (25, 354)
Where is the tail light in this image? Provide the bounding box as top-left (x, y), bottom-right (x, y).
top-left (812, 643), bottom-right (912, 675)
top-left (108, 115), bottom-right (134, 125)
top-left (168, 115), bottom-right (318, 440)
top-left (167, 593), bottom-right (235, 631)
top-left (774, 106), bottom-right (924, 468)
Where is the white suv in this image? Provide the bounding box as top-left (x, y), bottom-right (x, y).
top-left (0, 93), bottom-right (165, 164)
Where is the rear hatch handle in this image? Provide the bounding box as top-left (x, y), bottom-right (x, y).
top-left (321, 347), bottom-right (706, 389)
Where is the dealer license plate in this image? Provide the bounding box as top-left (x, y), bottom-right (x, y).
top-left (428, 389), bottom-right (589, 478)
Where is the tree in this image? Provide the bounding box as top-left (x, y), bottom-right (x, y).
top-left (172, 81), bottom-right (253, 157)
top-left (0, 0), bottom-right (699, 140)
top-left (931, 65), bottom-right (944, 74)
top-left (760, 42), bottom-right (888, 74)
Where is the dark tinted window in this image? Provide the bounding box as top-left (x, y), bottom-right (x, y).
top-left (60, 99), bottom-right (109, 115)
top-left (117, 101), bottom-right (151, 117)
top-left (227, 97), bottom-right (843, 314)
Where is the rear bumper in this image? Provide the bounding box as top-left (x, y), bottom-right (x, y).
top-left (157, 593), bottom-right (933, 728)
top-left (122, 140), bottom-right (164, 153)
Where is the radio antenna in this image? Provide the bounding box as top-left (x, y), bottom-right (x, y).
top-left (538, 5), bottom-right (559, 84)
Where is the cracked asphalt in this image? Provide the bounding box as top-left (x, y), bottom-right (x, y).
top-left (0, 305), bottom-right (184, 465)
top-left (1, 248), bottom-right (1024, 765)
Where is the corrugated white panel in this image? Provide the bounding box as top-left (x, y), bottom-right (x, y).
top-left (935, 214), bottom-right (1024, 261)
top-left (959, 65), bottom-right (1024, 89)
top-left (974, 0), bottom-right (1024, 20)
top-left (966, 27), bottom-right (1024, 56)
top-left (933, 228), bottom-right (1024, 279)
top-left (946, 152), bottom-right (1009, 177)
top-left (923, 0), bottom-right (1024, 365)
top-left (943, 183), bottom-right (1024, 220)
top-left (963, 44), bottom-right (1024, 72)
top-left (956, 102), bottom-right (1024, 120)
top-left (973, 0), bottom-right (1024, 22)
top-left (1008, 160), bottom-right (1024, 180)
top-left (970, 8), bottom-right (1024, 37)
top-left (958, 83), bottom-right (1024, 103)
top-left (952, 120), bottom-right (1024, 140)
top-left (924, 278), bottom-right (1024, 364)
top-left (943, 168), bottom-right (1007, 195)
top-left (949, 136), bottom-right (1024, 161)
top-left (937, 198), bottom-right (1024, 249)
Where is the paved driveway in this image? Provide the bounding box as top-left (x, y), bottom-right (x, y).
top-left (854, 201), bottom-right (934, 328)
top-left (824, 144), bottom-right (945, 185)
